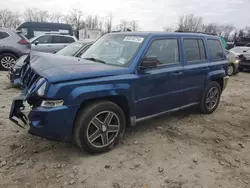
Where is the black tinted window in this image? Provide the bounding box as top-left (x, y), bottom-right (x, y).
top-left (52, 36), bottom-right (74, 43)
top-left (35, 36), bottom-right (50, 44)
top-left (184, 39), bottom-right (207, 62)
top-left (184, 39), bottom-right (200, 61)
top-left (146, 39), bottom-right (179, 64)
top-left (0, 32), bottom-right (10, 39)
top-left (207, 39), bottom-right (223, 59)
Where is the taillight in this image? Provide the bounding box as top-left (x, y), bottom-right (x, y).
top-left (18, 39), bottom-right (30, 45)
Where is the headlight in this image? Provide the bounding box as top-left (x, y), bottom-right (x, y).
top-left (41, 100), bottom-right (64, 108)
top-left (36, 78), bottom-right (47, 96)
top-left (235, 59), bottom-right (240, 64)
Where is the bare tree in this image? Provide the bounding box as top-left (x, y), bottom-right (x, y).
top-left (163, 27), bottom-right (174, 32)
top-left (130, 20), bottom-right (139, 31)
top-left (50, 12), bottom-right (64, 23)
top-left (0, 9), bottom-right (22, 28)
top-left (37, 10), bottom-right (49, 22)
top-left (104, 13), bottom-right (113, 33)
top-left (65, 9), bottom-right (85, 39)
top-left (178, 14), bottom-right (203, 32)
top-left (23, 8), bottom-right (49, 22)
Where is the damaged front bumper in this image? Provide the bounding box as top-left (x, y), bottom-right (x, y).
top-left (9, 94), bottom-right (80, 141)
top-left (9, 93), bottom-right (29, 128)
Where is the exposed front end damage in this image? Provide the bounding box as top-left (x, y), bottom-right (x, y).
top-left (9, 60), bottom-right (79, 141)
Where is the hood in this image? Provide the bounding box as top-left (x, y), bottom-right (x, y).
top-left (29, 52), bottom-right (129, 83)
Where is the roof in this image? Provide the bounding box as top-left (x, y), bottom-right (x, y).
top-left (107, 31), bottom-right (219, 38)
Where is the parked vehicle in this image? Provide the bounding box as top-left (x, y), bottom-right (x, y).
top-left (8, 40), bottom-right (94, 86)
top-left (16, 21), bottom-right (74, 39)
top-left (230, 46), bottom-right (250, 71)
top-left (29, 33), bottom-right (77, 53)
top-left (225, 49), bottom-right (240, 76)
top-left (234, 37), bottom-right (250, 47)
top-left (0, 28), bottom-right (30, 70)
top-left (9, 32), bottom-right (229, 153)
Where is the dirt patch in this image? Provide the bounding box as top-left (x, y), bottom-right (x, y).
top-left (0, 71), bottom-right (249, 188)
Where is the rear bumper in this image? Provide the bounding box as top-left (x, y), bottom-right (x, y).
top-left (223, 76), bottom-right (229, 91)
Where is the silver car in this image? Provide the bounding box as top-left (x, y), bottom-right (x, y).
top-left (0, 28), bottom-right (31, 70)
top-left (29, 34), bottom-right (77, 53)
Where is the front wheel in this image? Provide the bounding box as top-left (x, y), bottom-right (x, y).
top-left (200, 81), bottom-right (222, 114)
top-left (73, 101), bottom-right (126, 153)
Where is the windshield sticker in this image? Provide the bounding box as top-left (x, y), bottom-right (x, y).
top-left (123, 36), bottom-right (144, 43)
top-left (117, 58), bottom-right (126, 64)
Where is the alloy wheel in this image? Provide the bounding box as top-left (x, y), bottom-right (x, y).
top-left (206, 87), bottom-right (219, 110)
top-left (227, 65), bottom-right (234, 76)
top-left (86, 111), bottom-right (120, 148)
top-left (1, 56), bottom-right (16, 69)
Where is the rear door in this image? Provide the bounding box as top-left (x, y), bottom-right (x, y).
top-left (51, 36), bottom-right (75, 53)
top-left (181, 37), bottom-right (209, 105)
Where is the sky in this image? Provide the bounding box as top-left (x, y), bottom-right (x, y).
top-left (0, 0), bottom-right (250, 31)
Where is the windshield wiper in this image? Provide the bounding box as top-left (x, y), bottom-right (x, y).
top-left (83, 57), bottom-right (106, 64)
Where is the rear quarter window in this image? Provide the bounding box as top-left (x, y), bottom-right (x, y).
top-left (0, 32), bottom-right (10, 39)
top-left (207, 39), bottom-right (224, 60)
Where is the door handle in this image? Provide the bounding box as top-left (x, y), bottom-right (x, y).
top-left (172, 71), bottom-right (183, 75)
top-left (47, 45), bottom-right (52, 47)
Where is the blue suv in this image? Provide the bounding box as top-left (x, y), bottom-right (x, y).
top-left (9, 32), bottom-right (229, 153)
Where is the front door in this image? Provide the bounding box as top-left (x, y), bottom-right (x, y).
top-left (135, 37), bottom-right (186, 119)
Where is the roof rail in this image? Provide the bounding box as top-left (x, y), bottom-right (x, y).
top-left (175, 30), bottom-right (217, 36)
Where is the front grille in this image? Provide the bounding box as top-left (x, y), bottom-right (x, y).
top-left (20, 63), bottom-right (40, 90)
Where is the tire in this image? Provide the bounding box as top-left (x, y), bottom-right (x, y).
top-left (234, 69), bottom-right (239, 75)
top-left (0, 53), bottom-right (17, 71)
top-left (200, 81), bottom-right (222, 114)
top-left (226, 64), bottom-right (234, 76)
top-left (73, 101), bottom-right (126, 153)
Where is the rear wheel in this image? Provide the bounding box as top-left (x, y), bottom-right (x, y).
top-left (74, 101), bottom-right (126, 153)
top-left (200, 81), bottom-right (222, 114)
top-left (0, 53), bottom-right (17, 71)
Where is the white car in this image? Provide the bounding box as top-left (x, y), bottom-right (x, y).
top-left (29, 33), bottom-right (77, 53)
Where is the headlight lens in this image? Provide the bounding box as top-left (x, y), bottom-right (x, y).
top-left (36, 78), bottom-right (47, 96)
top-left (41, 100), bottom-right (64, 108)
top-left (235, 59), bottom-right (240, 64)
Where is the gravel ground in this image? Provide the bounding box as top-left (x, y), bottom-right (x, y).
top-left (0, 71), bottom-right (249, 188)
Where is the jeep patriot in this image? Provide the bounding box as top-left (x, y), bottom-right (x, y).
top-left (9, 32), bottom-right (229, 153)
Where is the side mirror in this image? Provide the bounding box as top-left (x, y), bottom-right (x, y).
top-left (139, 56), bottom-right (159, 70)
top-left (34, 41), bottom-right (39, 45)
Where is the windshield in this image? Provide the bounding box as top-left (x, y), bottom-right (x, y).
top-left (56, 42), bottom-right (87, 56)
top-left (81, 34), bottom-right (145, 66)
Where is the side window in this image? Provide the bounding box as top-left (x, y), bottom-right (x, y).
top-left (184, 39), bottom-right (207, 62)
top-left (52, 36), bottom-right (74, 43)
top-left (146, 39), bottom-right (179, 64)
top-left (0, 32), bottom-right (10, 39)
top-left (35, 36), bottom-right (50, 44)
top-left (207, 39), bottom-right (224, 60)
top-left (184, 39), bottom-right (200, 62)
